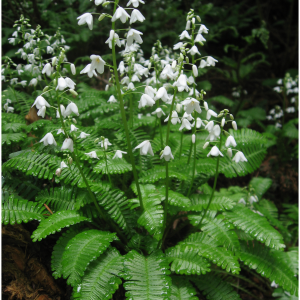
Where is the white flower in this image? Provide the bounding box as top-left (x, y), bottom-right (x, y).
top-left (195, 117), bottom-right (204, 128)
top-left (29, 78), bottom-right (38, 87)
top-left (238, 198), bottom-right (246, 205)
top-left (56, 168), bottom-right (62, 176)
top-left (187, 45), bottom-right (200, 56)
top-left (186, 20), bottom-right (191, 30)
top-left (113, 150), bottom-right (127, 159)
top-left (221, 118), bottom-right (225, 127)
top-left (80, 64), bottom-right (95, 78)
top-left (79, 132), bottom-right (90, 139)
top-left (118, 61), bottom-right (127, 75)
top-left (121, 76), bottom-right (130, 85)
top-left (8, 38), bottom-right (16, 45)
top-left (160, 64), bottom-right (177, 80)
top-left (203, 101), bottom-right (209, 111)
top-left (152, 107), bottom-right (165, 118)
top-left (165, 111), bottom-right (181, 125)
top-left (192, 134), bottom-right (196, 144)
top-left (95, 0), bottom-right (105, 5)
top-left (111, 7), bottom-right (130, 23)
top-left (249, 195), bottom-right (258, 205)
top-left (77, 13), bottom-right (93, 30)
top-left (130, 9), bottom-right (145, 24)
top-left (227, 148), bottom-right (232, 158)
top-left (64, 102), bottom-right (79, 117)
top-left (85, 151), bottom-right (99, 159)
top-left (145, 86), bottom-right (156, 98)
top-left (108, 95), bottom-right (117, 103)
top-left (37, 106), bottom-right (47, 118)
top-left (207, 146), bottom-right (223, 157)
top-left (232, 121), bottom-right (238, 130)
top-left (61, 161), bottom-right (68, 169)
top-left (127, 29), bottom-right (143, 46)
top-left (138, 94), bottom-right (155, 108)
top-left (195, 33), bottom-right (206, 43)
top-left (131, 74), bottom-right (140, 82)
top-left (225, 136), bottom-right (237, 147)
top-left (10, 78), bottom-right (18, 85)
top-left (203, 142), bottom-right (209, 149)
top-left (206, 56), bottom-right (218, 66)
top-left (56, 105), bottom-right (66, 118)
top-left (90, 55), bottom-right (106, 74)
top-left (270, 281), bottom-right (279, 288)
top-left (47, 46), bottom-right (53, 54)
top-left (57, 129), bottom-right (65, 135)
top-left (128, 82), bottom-right (136, 90)
top-left (71, 64), bottom-right (76, 75)
top-left (181, 98), bottom-right (202, 114)
top-left (61, 138), bottom-right (74, 152)
top-left (173, 42), bottom-right (183, 50)
top-left (134, 140), bottom-right (154, 156)
top-left (70, 124), bottom-right (78, 132)
top-left (206, 109), bottom-right (218, 120)
top-left (205, 120), bottom-right (214, 132)
top-left (192, 65), bottom-right (198, 77)
top-left (199, 24), bottom-right (209, 34)
top-left (154, 87), bottom-right (169, 102)
top-left (206, 125), bottom-right (221, 141)
top-left (105, 30), bottom-right (121, 49)
top-left (179, 30), bottom-right (191, 40)
top-left (40, 133), bottom-right (57, 146)
top-left (20, 80), bottom-right (27, 87)
top-left (160, 146), bottom-right (174, 161)
top-left (99, 138), bottom-right (112, 150)
top-left (199, 59), bottom-right (207, 68)
top-left (127, 0), bottom-right (145, 7)
top-left (179, 118), bottom-right (192, 131)
top-left (65, 77), bottom-right (76, 90)
top-left (42, 63), bottom-right (52, 77)
top-left (173, 74), bottom-right (189, 92)
top-left (32, 96), bottom-right (50, 110)
top-left (56, 77), bottom-right (67, 90)
top-left (183, 112), bottom-right (194, 121)
top-left (232, 151), bottom-right (247, 163)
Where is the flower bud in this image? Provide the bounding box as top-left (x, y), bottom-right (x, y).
top-left (204, 101), bottom-right (208, 111)
top-left (192, 134), bottom-right (195, 144)
top-left (102, 1), bottom-right (110, 6)
top-left (94, 138), bottom-right (100, 143)
top-left (72, 118), bottom-right (77, 124)
top-left (69, 89), bottom-right (78, 96)
top-left (52, 57), bottom-right (57, 65)
top-left (176, 103), bottom-right (182, 113)
top-left (68, 157), bottom-right (73, 165)
top-left (232, 121), bottom-right (238, 130)
top-left (227, 148), bottom-right (232, 158)
top-left (148, 62), bottom-right (151, 69)
top-left (221, 118), bottom-right (225, 127)
top-left (230, 114), bottom-right (234, 120)
top-left (192, 65), bottom-right (198, 77)
top-left (192, 17), bottom-right (195, 24)
top-left (98, 13), bottom-right (106, 21)
top-left (172, 60), bottom-right (177, 69)
top-left (196, 15), bottom-right (201, 22)
top-left (55, 168), bottom-right (62, 177)
top-left (186, 21), bottom-right (191, 30)
top-left (132, 57), bottom-right (135, 63)
top-left (71, 63), bottom-right (76, 75)
top-left (203, 142), bottom-right (209, 149)
top-left (43, 86), bottom-right (49, 92)
top-left (180, 53), bottom-right (184, 60)
top-left (186, 56), bottom-right (189, 64)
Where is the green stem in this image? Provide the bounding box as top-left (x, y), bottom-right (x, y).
top-left (198, 132), bottom-right (223, 228)
top-left (104, 149), bottom-right (112, 187)
top-left (179, 130), bottom-right (183, 159)
top-left (187, 132), bottom-right (196, 197)
top-left (111, 0), bottom-right (144, 211)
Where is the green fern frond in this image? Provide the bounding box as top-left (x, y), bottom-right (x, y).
top-left (93, 156), bottom-right (132, 174)
top-left (132, 115), bottom-right (156, 128)
top-left (223, 205), bottom-right (285, 250)
top-left (206, 95), bottom-right (235, 107)
top-left (79, 103), bottom-right (119, 120)
top-left (240, 241), bottom-right (298, 296)
top-left (170, 276), bottom-right (198, 300)
top-left (127, 233), bottom-right (158, 254)
top-left (158, 187), bottom-right (191, 208)
top-left (2, 196), bottom-right (46, 225)
top-left (2, 132), bottom-right (27, 145)
top-left (31, 210), bottom-right (89, 242)
top-left (191, 273), bottom-right (241, 300)
top-left (249, 177), bottom-right (272, 198)
top-left (73, 247), bottom-right (124, 300)
top-left (122, 250), bottom-right (171, 300)
top-left (51, 228), bottom-right (80, 279)
top-left (2, 122), bottom-right (26, 133)
top-left (61, 229), bottom-right (117, 286)
top-left (2, 113), bottom-right (25, 123)
top-left (166, 245), bottom-right (211, 275)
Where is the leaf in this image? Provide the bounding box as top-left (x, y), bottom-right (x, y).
top-left (31, 211), bottom-right (89, 242)
top-left (2, 196), bottom-right (46, 225)
top-left (62, 230), bottom-right (116, 286)
top-left (170, 276), bottom-right (198, 300)
top-left (166, 245), bottom-right (211, 275)
top-left (122, 250), bottom-right (171, 300)
top-left (223, 205), bottom-right (285, 250)
top-left (206, 95), bottom-right (235, 107)
top-left (2, 132), bottom-right (27, 145)
top-left (93, 157), bottom-right (132, 174)
top-left (249, 177), bottom-right (272, 198)
top-left (73, 247), bottom-right (124, 300)
top-left (2, 122), bottom-right (26, 133)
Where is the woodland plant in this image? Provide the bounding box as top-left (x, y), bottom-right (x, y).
top-left (1, 1), bottom-right (298, 300)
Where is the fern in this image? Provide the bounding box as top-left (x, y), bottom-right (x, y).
top-left (2, 132), bottom-right (27, 145)
top-left (61, 229), bottom-right (117, 286)
top-left (240, 241), bottom-right (298, 296)
top-left (79, 103), bottom-right (119, 120)
top-left (2, 122), bottom-right (26, 132)
top-left (170, 276), bottom-right (198, 300)
top-left (73, 247), bottom-right (124, 300)
top-left (249, 177), bottom-right (272, 198)
top-left (191, 273), bottom-right (241, 300)
top-left (2, 196), bottom-right (47, 225)
top-left (122, 250), bottom-right (171, 300)
top-left (223, 205), bottom-right (285, 250)
top-left (93, 156), bottom-right (132, 174)
top-left (166, 245), bottom-right (211, 275)
top-left (31, 211), bottom-right (89, 242)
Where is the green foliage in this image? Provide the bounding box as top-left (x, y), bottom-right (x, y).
top-left (2, 132), bottom-right (27, 145)
top-left (93, 157), bottom-right (132, 174)
top-left (170, 277), bottom-right (198, 300)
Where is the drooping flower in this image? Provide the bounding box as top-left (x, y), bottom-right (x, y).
top-left (29, 78), bottom-right (38, 87)
top-left (173, 74), bottom-right (189, 92)
top-left (80, 64), bottom-right (96, 78)
top-left (77, 13), bottom-right (93, 30)
top-left (181, 98), bottom-right (202, 114)
top-left (113, 150), bottom-right (127, 159)
top-left (64, 102), bottom-right (79, 117)
top-left (134, 140), bottom-right (154, 156)
top-left (195, 33), bottom-right (206, 43)
top-left (56, 77), bottom-right (67, 90)
top-left (207, 146), bottom-right (223, 157)
top-left (111, 7), bottom-right (130, 23)
top-left (232, 151), bottom-right (247, 163)
top-left (37, 106), bottom-right (47, 118)
top-left (192, 134), bottom-right (196, 144)
top-left (90, 55), bottom-right (106, 74)
top-left (70, 64), bottom-right (76, 75)
top-left (227, 148), bottom-right (232, 158)
top-left (42, 63), bottom-right (52, 77)
top-left (105, 30), bottom-right (121, 49)
top-left (206, 109), bottom-right (218, 120)
top-left (85, 151), bottom-right (99, 159)
top-left (225, 136), bottom-right (237, 147)
top-left (130, 9), bottom-right (145, 23)
top-left (206, 125), bottom-right (221, 141)
top-left (138, 94), bottom-right (155, 108)
top-left (182, 112), bottom-right (194, 121)
top-left (127, 29), bottom-right (143, 46)
top-left (99, 138), bottom-right (112, 150)
top-left (206, 56), bottom-right (218, 67)
top-left (179, 118), bottom-right (192, 131)
top-left (152, 107), bottom-right (165, 118)
top-left (56, 105), bottom-right (66, 118)
top-left (164, 111), bottom-right (181, 125)
top-left (154, 87), bottom-right (169, 102)
top-left (195, 117), bottom-right (204, 128)
top-left (199, 24), bottom-right (209, 34)
top-left (145, 86), bottom-right (156, 98)
top-left (179, 30), bottom-right (191, 40)
top-left (108, 95), bottom-right (117, 103)
top-left (70, 124), bottom-right (78, 132)
top-left (232, 121), bottom-right (238, 130)
top-left (127, 0), bottom-right (145, 7)
top-left (79, 132), bottom-right (90, 139)
top-left (199, 59), bottom-right (207, 69)
top-left (187, 45), bottom-right (200, 56)
top-left (173, 42), bottom-right (184, 50)
top-left (61, 138), bottom-right (74, 152)
top-left (192, 65), bottom-right (198, 77)
top-left (40, 133), bottom-right (57, 146)
top-left (160, 146), bottom-right (174, 161)
top-left (65, 77), bottom-right (76, 90)
top-left (61, 161), bottom-right (68, 169)
top-left (32, 96), bottom-right (50, 110)
top-left (57, 129), bottom-right (65, 135)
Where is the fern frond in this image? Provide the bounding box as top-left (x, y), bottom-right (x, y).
top-left (249, 177), bottom-right (272, 198)
top-left (79, 103), bottom-right (119, 120)
top-left (127, 233), bottom-right (158, 254)
top-left (123, 250), bottom-right (171, 300)
top-left (223, 205), bottom-right (285, 250)
top-left (2, 122), bottom-right (26, 133)
top-left (93, 157), bottom-right (132, 174)
top-left (240, 241), bottom-right (298, 296)
top-left (2, 196), bottom-right (46, 225)
top-left (166, 245), bottom-right (211, 275)
top-left (170, 276), bottom-right (198, 300)
top-left (31, 211), bottom-right (89, 242)
top-left (61, 229), bottom-right (117, 286)
top-left (2, 132), bottom-right (27, 145)
top-left (191, 273), bottom-right (241, 300)
top-left (73, 247), bottom-right (124, 300)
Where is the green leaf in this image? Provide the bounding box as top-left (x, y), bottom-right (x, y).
top-left (62, 230), bottom-right (116, 286)
top-left (249, 177), bottom-right (272, 198)
top-left (2, 196), bottom-right (46, 225)
top-left (2, 122), bottom-right (26, 133)
top-left (73, 247), bottom-right (124, 300)
top-left (31, 211), bottom-right (89, 242)
top-left (206, 95), bottom-right (235, 107)
top-left (2, 132), bottom-right (27, 145)
top-left (122, 250), bottom-right (171, 300)
top-left (223, 205), bottom-right (285, 250)
top-left (170, 277), bottom-right (198, 300)
top-left (93, 157), bottom-right (132, 174)
top-left (240, 241), bottom-right (298, 296)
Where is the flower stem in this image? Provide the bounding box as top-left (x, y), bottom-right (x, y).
top-left (104, 149), bottom-right (112, 187)
top-left (179, 130), bottom-right (183, 159)
top-left (111, 0), bottom-right (144, 211)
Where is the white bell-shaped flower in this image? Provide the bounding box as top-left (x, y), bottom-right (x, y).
top-left (225, 136), bottom-right (237, 147)
top-left (207, 146), bottom-right (223, 157)
top-left (173, 42), bottom-right (184, 50)
top-left (145, 86), bottom-right (156, 98)
top-left (195, 117), bottom-right (204, 128)
top-left (77, 13), bottom-right (93, 30)
top-left (64, 102), bottom-right (79, 117)
top-left (187, 45), bottom-right (200, 56)
top-left (90, 55), bottom-right (106, 74)
top-left (61, 138), bottom-right (74, 152)
top-left (108, 95), bottom-right (117, 104)
top-left (37, 106), bottom-right (47, 118)
top-left (192, 134), bottom-right (196, 144)
top-left (71, 64), bottom-right (76, 75)
top-left (105, 30), bottom-right (121, 49)
top-left (206, 56), bottom-right (218, 66)
top-left (61, 161), bottom-right (68, 169)
top-left (160, 146), bottom-right (174, 161)
top-left (65, 77), bottom-right (76, 90)
top-left (42, 63), bottom-right (52, 77)
top-left (232, 151), bottom-right (247, 163)
top-left (127, 0), bottom-right (145, 7)
top-left (152, 107), bottom-right (165, 118)
top-left (79, 132), bottom-right (90, 139)
top-left (173, 74), bottom-right (189, 92)
top-left (130, 9), bottom-right (145, 23)
top-left (111, 7), bottom-right (130, 23)
top-left (199, 59), bottom-right (207, 68)
top-left (57, 129), bottom-right (65, 135)
top-left (179, 118), bottom-right (192, 131)
top-left (181, 97), bottom-right (202, 114)
top-left (182, 112), bottom-right (194, 121)
top-left (99, 138), bottom-right (112, 150)
top-left (85, 151), bottom-right (99, 159)
top-left (70, 124), bottom-right (78, 132)
top-left (232, 121), bottom-right (238, 130)
top-left (179, 30), bottom-right (191, 40)
top-left (40, 133), bottom-right (57, 146)
top-left (134, 140), bottom-right (154, 156)
top-left (56, 105), bottom-right (66, 118)
top-left (164, 111), bottom-right (181, 125)
top-left (56, 77), bottom-right (67, 90)
top-left (206, 125), bottom-right (221, 141)
top-left (227, 148), bottom-right (232, 158)
top-left (32, 96), bottom-right (50, 110)
top-left (195, 33), bottom-right (206, 43)
top-left (154, 87), bottom-right (169, 102)
top-left (113, 150), bottom-right (127, 159)
top-left (80, 64), bottom-right (96, 78)
top-left (206, 109), bottom-right (218, 120)
top-left (127, 29), bottom-right (143, 46)
top-left (199, 24), bottom-right (209, 34)
top-left (138, 94), bottom-right (155, 109)
top-left (192, 65), bottom-right (198, 77)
